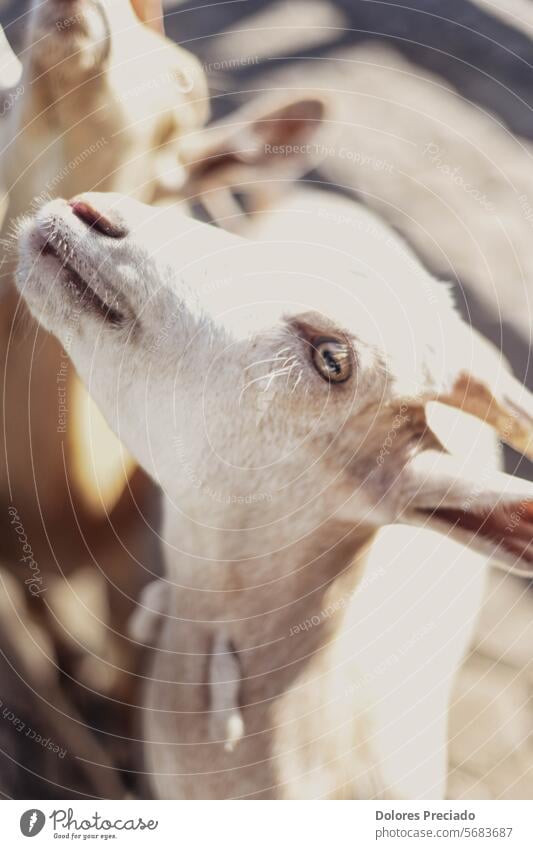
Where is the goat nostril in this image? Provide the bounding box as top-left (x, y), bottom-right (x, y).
top-left (69, 200), bottom-right (128, 239)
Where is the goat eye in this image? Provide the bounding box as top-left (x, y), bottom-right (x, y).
top-left (312, 338), bottom-right (352, 383)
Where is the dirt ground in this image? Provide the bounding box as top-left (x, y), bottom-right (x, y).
top-left (1, 0), bottom-right (532, 799)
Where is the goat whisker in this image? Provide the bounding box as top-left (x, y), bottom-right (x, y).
top-left (239, 365), bottom-right (295, 406)
top-left (243, 347), bottom-right (294, 372)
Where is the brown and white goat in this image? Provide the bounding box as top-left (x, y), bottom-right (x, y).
top-left (14, 187), bottom-right (533, 798)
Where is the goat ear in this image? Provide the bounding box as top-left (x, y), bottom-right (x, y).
top-left (180, 93), bottom-right (331, 222)
top-left (437, 324), bottom-right (533, 461)
top-left (130, 0), bottom-right (165, 34)
top-left (398, 449), bottom-right (533, 575)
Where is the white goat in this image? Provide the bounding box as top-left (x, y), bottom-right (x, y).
top-left (0, 0), bottom-right (327, 565)
top-left (14, 189), bottom-right (533, 799)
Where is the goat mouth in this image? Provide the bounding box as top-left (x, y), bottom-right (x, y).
top-left (40, 236), bottom-right (126, 327)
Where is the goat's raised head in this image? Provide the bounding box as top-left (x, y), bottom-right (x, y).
top-left (25, 0), bottom-right (208, 130)
top-left (27, 1), bottom-right (155, 70)
top-left (15, 192), bottom-right (533, 571)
